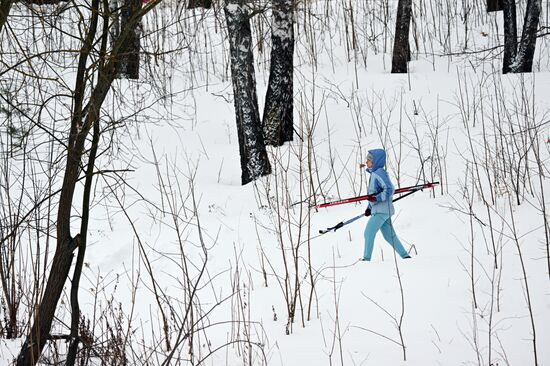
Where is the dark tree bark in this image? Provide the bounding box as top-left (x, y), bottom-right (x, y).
top-left (391, 0), bottom-right (412, 73)
top-left (118, 0), bottom-right (142, 79)
top-left (487, 0), bottom-right (504, 12)
top-left (0, 261), bottom-right (18, 338)
top-left (502, 0), bottom-right (517, 73)
top-left (110, 0), bottom-right (120, 43)
top-left (16, 1), bottom-right (149, 364)
top-left (23, 0), bottom-right (69, 4)
top-left (262, 0), bottom-right (294, 146)
top-left (66, 12), bottom-right (111, 365)
top-left (225, 1), bottom-right (271, 185)
top-left (16, 243), bottom-right (76, 366)
top-left (0, 0), bottom-right (14, 34)
top-left (188, 0), bottom-right (211, 9)
top-left (65, 121), bottom-right (98, 366)
top-left (16, 0), bottom-right (102, 362)
top-left (510, 0), bottom-right (542, 73)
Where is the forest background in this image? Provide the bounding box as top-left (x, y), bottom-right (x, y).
top-left (1, 0), bottom-right (550, 365)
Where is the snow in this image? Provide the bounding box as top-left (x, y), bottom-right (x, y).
top-left (1, 0), bottom-right (550, 365)
top-left (224, 3), bottom-right (241, 15)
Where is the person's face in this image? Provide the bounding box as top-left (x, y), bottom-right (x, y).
top-left (366, 159), bottom-right (373, 168)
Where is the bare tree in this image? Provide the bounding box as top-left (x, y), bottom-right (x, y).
top-left (65, 118), bottom-right (100, 365)
top-left (225, 0), bottom-right (271, 185)
top-left (15, 0), bottom-right (158, 364)
top-left (391, 0), bottom-right (412, 73)
top-left (262, 0), bottom-right (294, 146)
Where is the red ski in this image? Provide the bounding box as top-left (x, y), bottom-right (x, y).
top-left (315, 182), bottom-right (439, 209)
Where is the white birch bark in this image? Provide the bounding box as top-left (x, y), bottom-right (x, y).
top-left (263, 0), bottom-right (294, 146)
top-left (225, 1), bottom-right (271, 184)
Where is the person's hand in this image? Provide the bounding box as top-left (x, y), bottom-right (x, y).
top-left (359, 163), bottom-right (366, 168)
top-left (366, 196), bottom-right (377, 202)
top-left (364, 208), bottom-right (371, 216)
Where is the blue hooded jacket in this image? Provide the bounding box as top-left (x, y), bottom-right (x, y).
top-left (365, 149), bottom-right (395, 216)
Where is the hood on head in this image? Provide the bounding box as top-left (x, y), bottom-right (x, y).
top-left (367, 149), bottom-right (386, 171)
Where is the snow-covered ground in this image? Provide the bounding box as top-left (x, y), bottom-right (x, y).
top-left (1, 1), bottom-right (550, 365)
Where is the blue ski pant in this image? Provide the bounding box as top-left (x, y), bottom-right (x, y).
top-left (363, 213), bottom-right (409, 260)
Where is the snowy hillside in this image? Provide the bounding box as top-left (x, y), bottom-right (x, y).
top-left (1, 0), bottom-right (550, 365)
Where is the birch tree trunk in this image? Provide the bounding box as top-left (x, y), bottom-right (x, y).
top-left (225, 1), bottom-right (271, 185)
top-left (502, 0), bottom-right (517, 73)
top-left (262, 0), bottom-right (294, 146)
top-left (119, 0), bottom-right (142, 79)
top-left (391, 0), bottom-right (412, 73)
top-left (510, 0), bottom-right (542, 73)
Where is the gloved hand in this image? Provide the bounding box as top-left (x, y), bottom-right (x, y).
top-left (364, 208), bottom-right (371, 216)
top-left (366, 196), bottom-right (377, 202)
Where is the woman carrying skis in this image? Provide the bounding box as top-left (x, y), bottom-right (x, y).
top-left (359, 149), bottom-right (411, 261)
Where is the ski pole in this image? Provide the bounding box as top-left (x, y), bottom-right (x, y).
top-left (319, 213), bottom-right (364, 234)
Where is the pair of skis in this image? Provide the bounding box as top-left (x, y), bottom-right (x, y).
top-left (317, 182), bottom-right (439, 234)
top-left (315, 182), bottom-right (439, 209)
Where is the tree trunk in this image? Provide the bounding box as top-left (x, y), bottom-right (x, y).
top-left (487, 0), bottom-right (504, 12)
top-left (391, 0), bottom-right (412, 73)
top-left (65, 105), bottom-right (101, 366)
top-left (16, 243), bottom-right (75, 366)
top-left (23, 0), bottom-right (69, 4)
top-left (225, 1), bottom-right (271, 185)
top-left (188, 0), bottom-right (211, 9)
top-left (110, 0), bottom-right (120, 43)
top-left (118, 0), bottom-right (142, 79)
top-left (16, 0), bottom-right (102, 361)
top-left (510, 0), bottom-right (541, 73)
top-left (16, 0), bottom-right (148, 363)
top-left (262, 0), bottom-right (294, 147)
top-left (502, 0), bottom-right (517, 73)
top-left (0, 0), bottom-right (13, 34)
top-left (0, 233), bottom-right (18, 340)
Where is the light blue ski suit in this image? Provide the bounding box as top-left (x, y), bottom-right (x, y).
top-left (363, 149), bottom-right (409, 260)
